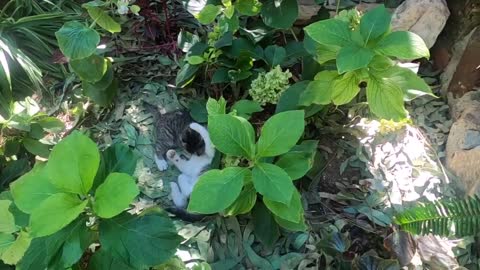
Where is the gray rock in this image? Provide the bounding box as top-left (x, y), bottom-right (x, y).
top-left (462, 130), bottom-right (480, 150)
top-left (391, 0), bottom-right (450, 48)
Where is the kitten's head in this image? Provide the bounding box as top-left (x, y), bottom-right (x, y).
top-left (181, 127), bottom-right (205, 155)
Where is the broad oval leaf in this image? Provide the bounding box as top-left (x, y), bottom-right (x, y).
top-left (275, 152), bottom-right (312, 181)
top-left (206, 97), bottom-right (227, 116)
top-left (99, 210), bottom-right (183, 268)
top-left (331, 72), bottom-right (361, 105)
top-left (264, 189), bottom-right (303, 223)
top-left (84, 78), bottom-right (119, 107)
top-left (235, 0), bottom-right (262, 16)
top-left (224, 183), bottom-right (257, 216)
top-left (87, 7), bottom-right (121, 33)
top-left (70, 54), bottom-right (108, 83)
top-left (359, 5), bottom-right (391, 42)
top-left (93, 173), bottom-right (139, 218)
top-left (208, 114), bottom-right (255, 158)
top-left (274, 214), bottom-right (307, 231)
top-left (264, 45), bottom-right (286, 68)
top-left (366, 76), bottom-right (407, 121)
top-left (305, 19), bottom-right (351, 47)
top-left (276, 81), bottom-right (311, 113)
top-left (231, 99), bottom-right (262, 120)
top-left (176, 63), bottom-right (200, 87)
top-left (252, 202), bottom-right (279, 249)
top-left (188, 167), bottom-right (249, 214)
top-left (196, 4), bottom-right (221, 24)
top-left (376, 66), bottom-right (433, 101)
top-left (0, 233), bottom-right (15, 257)
top-left (256, 110), bottom-right (305, 157)
top-left (376, 31), bottom-right (430, 60)
top-left (261, 0), bottom-right (298, 29)
top-left (299, 71), bottom-right (339, 106)
top-left (0, 200), bottom-right (16, 233)
top-left (46, 131), bottom-right (100, 195)
top-left (252, 163), bottom-right (294, 204)
top-left (22, 138), bottom-right (50, 158)
top-left (10, 163), bottom-right (61, 214)
top-left (29, 193), bottom-right (88, 237)
top-left (55, 21), bottom-right (100, 60)
top-left (336, 44), bottom-right (374, 74)
top-left (0, 231), bottom-right (31, 265)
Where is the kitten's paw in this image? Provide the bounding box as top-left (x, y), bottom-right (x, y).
top-left (154, 155), bottom-right (168, 171)
top-left (166, 149), bottom-right (177, 160)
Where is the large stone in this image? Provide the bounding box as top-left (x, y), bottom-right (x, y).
top-left (391, 0), bottom-right (450, 48)
top-left (297, 0), bottom-right (322, 22)
top-left (445, 90), bottom-right (480, 195)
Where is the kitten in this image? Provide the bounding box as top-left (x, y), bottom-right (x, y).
top-left (166, 122), bottom-right (215, 209)
top-left (148, 107), bottom-right (204, 171)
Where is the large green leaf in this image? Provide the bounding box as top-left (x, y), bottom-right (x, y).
top-left (188, 167), bottom-right (249, 214)
top-left (196, 4), bottom-right (221, 24)
top-left (10, 163), bottom-right (61, 214)
top-left (83, 78), bottom-right (118, 107)
top-left (206, 97), bottom-right (227, 116)
top-left (276, 81), bottom-right (311, 113)
top-left (376, 31), bottom-right (430, 60)
top-left (224, 183), bottom-right (257, 216)
top-left (0, 233), bottom-right (14, 257)
top-left (274, 214), bottom-right (307, 231)
top-left (235, 0), bottom-right (262, 15)
top-left (264, 189), bottom-right (303, 223)
top-left (208, 114), bottom-right (255, 158)
top-left (87, 7), bottom-right (121, 33)
top-left (55, 21), bottom-right (100, 60)
top-left (252, 202), bottom-right (279, 249)
top-left (261, 0), bottom-right (298, 29)
top-left (175, 63), bottom-right (200, 87)
top-left (231, 100), bottom-right (262, 120)
top-left (275, 152), bottom-right (312, 181)
top-left (88, 249), bottom-right (136, 270)
top-left (305, 19), bottom-right (351, 47)
top-left (299, 71), bottom-right (338, 106)
top-left (376, 66), bottom-right (433, 101)
top-left (336, 45), bottom-right (374, 74)
top-left (256, 110), bottom-right (304, 157)
top-left (46, 131), bottom-right (100, 195)
top-left (99, 210), bottom-right (183, 268)
top-left (93, 173), bottom-right (139, 218)
top-left (1, 231), bottom-right (31, 265)
top-left (264, 45), bottom-right (286, 68)
top-left (29, 193), bottom-right (88, 237)
top-left (70, 54), bottom-right (108, 83)
top-left (252, 163), bottom-right (294, 205)
top-left (359, 5), bottom-right (391, 42)
top-left (0, 201), bottom-right (16, 233)
top-left (22, 138), bottom-right (50, 158)
top-left (331, 72), bottom-right (360, 105)
top-left (366, 76), bottom-right (407, 121)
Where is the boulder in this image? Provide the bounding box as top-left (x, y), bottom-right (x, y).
top-left (297, 0), bottom-right (322, 22)
top-left (391, 0), bottom-right (450, 48)
top-left (445, 90), bottom-right (480, 195)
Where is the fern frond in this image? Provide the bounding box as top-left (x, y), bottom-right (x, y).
top-left (394, 196), bottom-right (480, 237)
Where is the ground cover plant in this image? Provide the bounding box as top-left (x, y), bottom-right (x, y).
top-left (0, 0), bottom-right (477, 269)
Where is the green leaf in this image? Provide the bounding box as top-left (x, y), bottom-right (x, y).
top-left (377, 66), bottom-right (433, 100)
top-left (83, 78), bottom-right (118, 107)
top-left (57, 221), bottom-right (92, 268)
top-left (235, 0), bottom-right (262, 15)
top-left (305, 19), bottom-right (351, 47)
top-left (88, 249), bottom-right (136, 270)
top-left (29, 193), bottom-right (88, 237)
top-left (10, 163), bottom-right (61, 214)
top-left (22, 138), bottom-right (50, 158)
top-left (299, 71), bottom-right (338, 106)
top-left (256, 110), bottom-right (305, 157)
top-left (196, 5), bottom-right (221, 24)
top-left (130, 5), bottom-right (141, 15)
top-left (252, 163), bottom-right (294, 204)
top-left (0, 233), bottom-right (14, 257)
top-left (187, 55), bottom-right (205, 65)
top-left (264, 189), bottom-right (303, 223)
top-left (336, 44), bottom-right (375, 73)
top-left (188, 167), bottom-right (249, 214)
top-left (275, 152), bottom-right (312, 180)
top-left (376, 31), bottom-right (430, 60)
top-left (331, 72), bottom-right (360, 105)
top-left (176, 63), bottom-right (200, 87)
top-left (369, 55), bottom-right (394, 71)
top-left (208, 114), bottom-right (255, 158)
top-left (304, 34), bottom-right (340, 64)
top-left (206, 97), bottom-right (227, 116)
top-left (99, 210), bottom-right (183, 268)
top-left (274, 214), bottom-right (307, 231)
top-left (70, 54), bottom-right (108, 83)
top-left (366, 76), bottom-right (407, 121)
top-left (276, 81), bottom-right (311, 113)
top-left (0, 201), bottom-right (16, 233)
top-left (359, 5), bottom-right (391, 42)
top-left (224, 183), bottom-right (257, 216)
top-left (212, 68), bottom-right (229, 84)
top-left (36, 117), bottom-right (64, 133)
top-left (231, 100), bottom-right (262, 120)
top-left (55, 21), bottom-right (100, 60)
top-left (252, 202), bottom-right (279, 249)
top-left (1, 231), bottom-right (31, 265)
top-left (264, 45), bottom-right (286, 68)
top-left (47, 131), bottom-right (100, 195)
top-left (87, 6), bottom-right (121, 33)
top-left (261, 0), bottom-right (298, 29)
top-left (93, 173), bottom-right (139, 218)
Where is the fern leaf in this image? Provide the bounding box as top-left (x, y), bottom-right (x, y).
top-left (394, 196), bottom-right (480, 237)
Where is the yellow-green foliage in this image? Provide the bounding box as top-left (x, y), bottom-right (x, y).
top-left (249, 66), bottom-right (292, 106)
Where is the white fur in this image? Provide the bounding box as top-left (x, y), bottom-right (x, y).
top-left (155, 154), bottom-right (168, 171)
top-left (167, 123), bottom-right (215, 208)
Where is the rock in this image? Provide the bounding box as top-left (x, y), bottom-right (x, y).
top-left (297, 0), bottom-right (322, 22)
top-left (391, 0), bottom-right (450, 48)
top-left (445, 90), bottom-right (480, 195)
top-left (441, 27), bottom-right (480, 97)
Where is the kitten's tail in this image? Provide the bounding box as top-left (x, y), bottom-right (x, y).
top-left (164, 207), bottom-right (213, 222)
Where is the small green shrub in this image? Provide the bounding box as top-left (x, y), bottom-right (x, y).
top-left (0, 131), bottom-right (182, 268)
